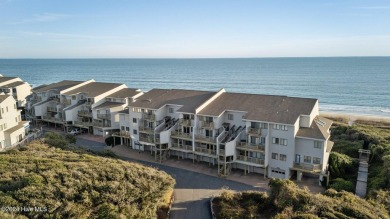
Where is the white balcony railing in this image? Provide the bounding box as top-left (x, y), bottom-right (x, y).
top-left (236, 155), bottom-right (264, 165)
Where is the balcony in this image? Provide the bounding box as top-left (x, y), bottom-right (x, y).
top-left (236, 155), bottom-right (264, 165)
top-left (74, 120), bottom-right (92, 127)
top-left (97, 113), bottom-right (111, 120)
top-left (42, 115), bottom-right (63, 122)
top-left (194, 147), bottom-right (217, 155)
top-left (200, 121), bottom-right (214, 129)
top-left (171, 143), bottom-right (193, 151)
top-left (179, 119), bottom-right (192, 127)
top-left (293, 163), bottom-right (322, 172)
top-left (85, 100), bottom-right (94, 106)
top-left (112, 131), bottom-right (131, 138)
top-left (139, 126), bottom-right (154, 133)
top-left (78, 110), bottom-right (92, 117)
top-left (171, 131), bottom-right (192, 140)
top-left (248, 127), bottom-right (261, 136)
top-left (47, 106), bottom-right (57, 112)
top-left (61, 99), bottom-right (71, 106)
top-left (194, 134), bottom-right (216, 144)
top-left (49, 96), bottom-right (60, 103)
top-left (139, 136), bottom-right (155, 143)
top-left (142, 113), bottom-right (156, 121)
top-left (237, 142), bottom-right (265, 151)
top-left (92, 121), bottom-right (111, 127)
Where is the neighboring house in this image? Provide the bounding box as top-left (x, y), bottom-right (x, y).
top-left (0, 94), bottom-right (29, 151)
top-left (124, 89), bottom-right (333, 184)
top-left (0, 75), bottom-right (32, 108)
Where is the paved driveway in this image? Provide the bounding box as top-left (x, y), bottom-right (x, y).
top-left (72, 138), bottom-right (263, 219)
top-left (116, 155), bottom-right (262, 219)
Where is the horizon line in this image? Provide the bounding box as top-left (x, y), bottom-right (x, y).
top-left (0, 55), bottom-right (390, 60)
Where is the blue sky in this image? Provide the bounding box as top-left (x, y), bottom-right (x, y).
top-left (0, 0), bottom-right (389, 58)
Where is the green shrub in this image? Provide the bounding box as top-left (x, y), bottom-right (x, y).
top-left (328, 152), bottom-right (358, 179)
top-left (65, 134), bottom-right (77, 144)
top-left (328, 178), bottom-right (355, 192)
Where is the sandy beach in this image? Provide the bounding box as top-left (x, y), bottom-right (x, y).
top-left (320, 111), bottom-right (390, 126)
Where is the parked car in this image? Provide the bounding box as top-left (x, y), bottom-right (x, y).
top-left (68, 129), bottom-right (80, 135)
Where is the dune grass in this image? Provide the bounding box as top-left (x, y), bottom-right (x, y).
top-left (0, 140), bottom-right (175, 219)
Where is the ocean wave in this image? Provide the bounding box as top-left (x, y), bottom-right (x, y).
top-left (320, 104), bottom-right (390, 117)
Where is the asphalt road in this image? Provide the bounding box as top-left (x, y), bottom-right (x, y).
top-left (75, 136), bottom-right (263, 219)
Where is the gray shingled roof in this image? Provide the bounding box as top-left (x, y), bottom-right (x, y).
top-left (296, 116), bottom-right (333, 140)
top-left (130, 89), bottom-right (216, 113)
top-left (0, 76), bottom-right (17, 83)
top-left (0, 94), bottom-right (11, 104)
top-left (63, 82), bottom-right (123, 97)
top-left (32, 80), bottom-right (84, 93)
top-left (106, 88), bottom-right (141, 98)
top-left (4, 121), bottom-right (29, 134)
top-left (0, 81), bottom-right (26, 88)
top-left (94, 101), bottom-right (125, 110)
top-left (198, 92), bottom-right (317, 125)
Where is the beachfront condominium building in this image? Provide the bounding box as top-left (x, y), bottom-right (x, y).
top-left (121, 88), bottom-right (222, 161)
top-left (0, 75), bottom-right (32, 108)
top-left (121, 88), bottom-right (333, 183)
top-left (0, 94), bottom-right (29, 151)
top-left (27, 80), bottom-right (94, 124)
top-left (27, 79), bottom-right (142, 136)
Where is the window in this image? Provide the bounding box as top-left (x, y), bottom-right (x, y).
top-left (6, 107), bottom-right (8, 112)
top-left (121, 126), bottom-right (125, 131)
top-left (280, 139), bottom-right (288, 146)
top-left (228, 114), bottom-right (234, 120)
top-left (304, 156), bottom-right (311, 163)
top-left (272, 137), bottom-right (287, 146)
top-left (126, 127), bottom-right (130, 131)
top-left (133, 130), bottom-right (138, 135)
top-left (260, 137), bottom-right (266, 144)
top-left (272, 153), bottom-right (278, 160)
top-left (15, 117), bottom-right (17, 122)
top-left (133, 118), bottom-right (137, 123)
top-left (281, 125), bottom-right (288, 131)
top-left (280, 154), bottom-right (287, 161)
top-left (314, 141), bottom-right (323, 149)
top-left (14, 104), bottom-right (16, 109)
top-left (169, 108), bottom-right (174, 113)
top-left (132, 107), bottom-right (141, 112)
top-left (273, 124), bottom-right (280, 130)
top-left (261, 123), bottom-right (268, 129)
top-left (72, 95), bottom-right (76, 100)
top-left (313, 157), bottom-right (321, 164)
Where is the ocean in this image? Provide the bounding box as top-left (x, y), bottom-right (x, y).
top-left (0, 57), bottom-right (389, 117)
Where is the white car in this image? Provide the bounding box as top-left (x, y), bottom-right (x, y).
top-left (68, 129), bottom-right (80, 135)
